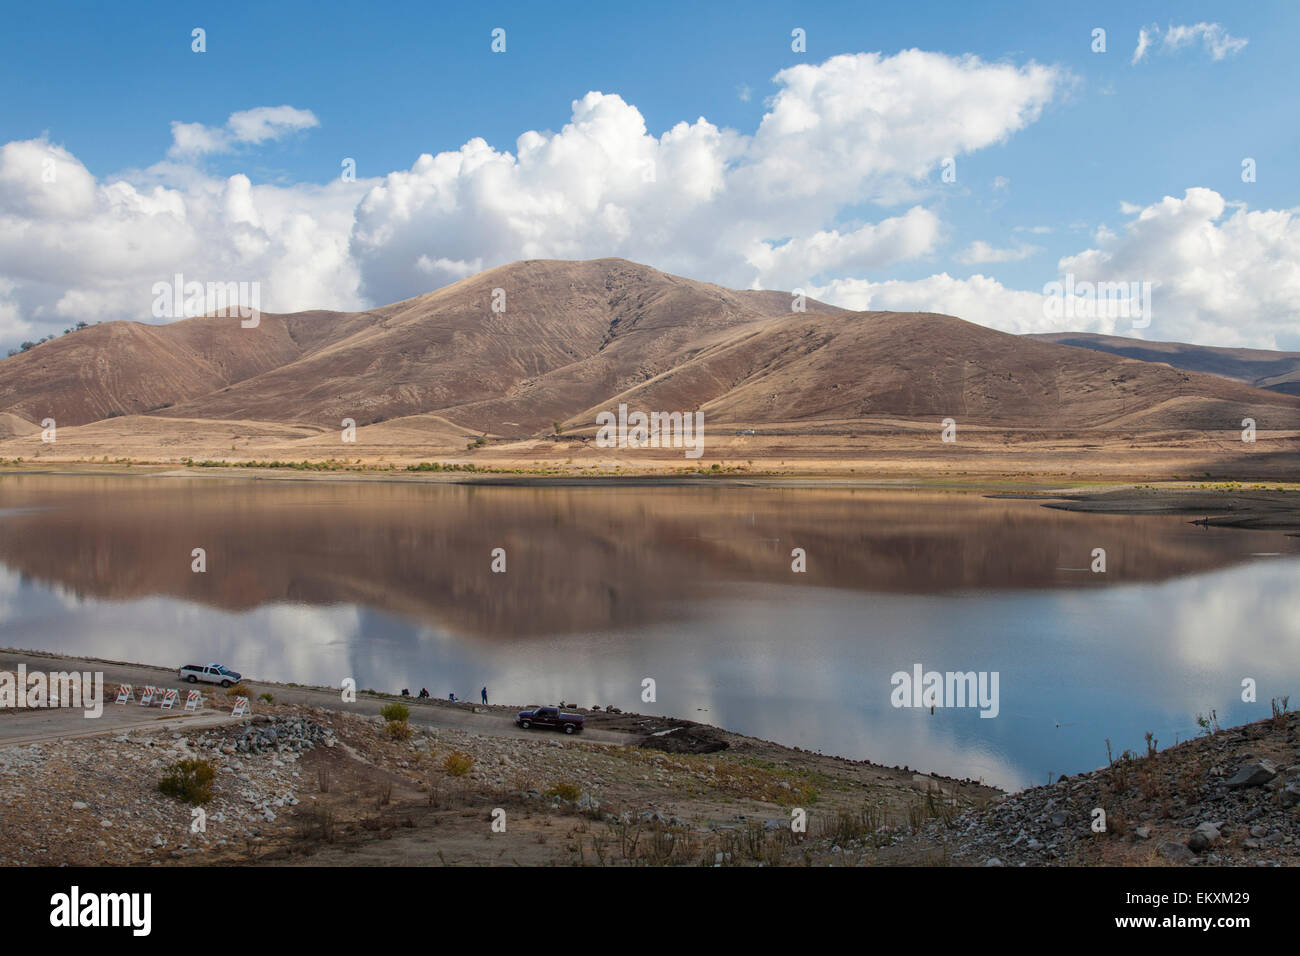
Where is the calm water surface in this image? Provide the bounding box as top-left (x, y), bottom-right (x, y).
top-left (2, 474), bottom-right (1297, 790)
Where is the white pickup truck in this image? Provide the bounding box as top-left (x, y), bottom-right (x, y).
top-left (178, 663), bottom-right (242, 687)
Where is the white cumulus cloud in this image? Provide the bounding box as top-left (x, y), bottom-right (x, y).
top-left (955, 240), bottom-right (1039, 265)
top-left (0, 55), bottom-right (1069, 346)
top-left (1133, 22), bottom-right (1248, 64)
top-left (168, 105), bottom-right (320, 159)
top-left (350, 51), bottom-right (1064, 303)
top-left (813, 188), bottom-right (1300, 348)
top-left (1, 55), bottom-right (1294, 355)
top-left (0, 132), bottom-right (370, 331)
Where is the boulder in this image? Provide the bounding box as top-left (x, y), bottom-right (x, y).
top-left (1187, 822), bottom-right (1221, 852)
top-left (1224, 761), bottom-right (1277, 789)
top-left (1157, 841), bottom-right (1195, 863)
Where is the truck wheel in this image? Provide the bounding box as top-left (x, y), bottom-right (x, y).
top-left (520, 719), bottom-right (531, 729)
top-left (563, 723), bottom-right (575, 734)
top-left (220, 680), bottom-right (231, 688)
top-left (186, 676), bottom-right (198, 683)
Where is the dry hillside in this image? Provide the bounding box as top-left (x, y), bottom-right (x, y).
top-left (2, 259), bottom-right (1298, 448)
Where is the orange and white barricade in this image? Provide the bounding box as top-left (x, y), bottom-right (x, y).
top-left (160, 688), bottom-right (179, 710)
top-left (231, 696), bottom-right (250, 718)
top-left (138, 686), bottom-right (157, 706)
top-left (183, 690), bottom-right (202, 712)
top-left (115, 684), bottom-right (134, 703)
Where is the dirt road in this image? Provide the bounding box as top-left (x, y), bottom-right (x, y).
top-left (0, 648), bottom-right (639, 749)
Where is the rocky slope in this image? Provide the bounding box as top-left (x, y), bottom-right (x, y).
top-left (905, 708), bottom-right (1299, 866)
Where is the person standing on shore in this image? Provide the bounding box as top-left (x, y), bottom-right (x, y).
top-left (481, 686), bottom-right (488, 705)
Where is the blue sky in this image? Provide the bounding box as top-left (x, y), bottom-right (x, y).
top-left (1, 0), bottom-right (1297, 349)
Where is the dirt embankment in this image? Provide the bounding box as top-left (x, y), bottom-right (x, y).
top-left (0, 650), bottom-right (997, 866)
top-left (4, 694), bottom-right (1294, 866)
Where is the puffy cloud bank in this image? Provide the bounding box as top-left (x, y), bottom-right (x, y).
top-left (812, 188), bottom-right (1300, 348)
top-left (1, 48), bottom-right (1295, 351)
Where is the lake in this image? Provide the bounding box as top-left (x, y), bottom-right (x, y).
top-left (2, 473), bottom-right (1297, 790)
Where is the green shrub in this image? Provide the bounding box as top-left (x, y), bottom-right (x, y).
top-left (443, 751), bottom-right (474, 776)
top-left (380, 702), bottom-right (410, 723)
top-left (158, 758), bottom-right (216, 805)
top-left (224, 682), bottom-right (249, 697)
top-left (546, 781), bottom-right (582, 801)
top-left (258, 692), bottom-right (273, 703)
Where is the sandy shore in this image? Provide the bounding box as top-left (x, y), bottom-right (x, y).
top-left (3, 411), bottom-right (1297, 485)
top-left (4, 458), bottom-right (1298, 527)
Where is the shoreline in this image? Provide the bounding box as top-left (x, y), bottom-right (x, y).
top-left (0, 645), bottom-right (988, 788)
top-left (5, 460), bottom-right (1299, 530)
top-left (2, 644), bottom-right (1294, 867)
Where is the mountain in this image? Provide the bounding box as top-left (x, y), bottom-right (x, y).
top-left (2, 259), bottom-right (1298, 441)
top-left (1030, 332), bottom-right (1300, 397)
top-left (148, 259), bottom-right (850, 435)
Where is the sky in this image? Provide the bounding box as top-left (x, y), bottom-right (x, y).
top-left (1, 0), bottom-right (1297, 351)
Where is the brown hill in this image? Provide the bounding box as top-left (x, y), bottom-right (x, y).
top-left (0, 309), bottom-right (369, 427)
top-left (588, 310), bottom-right (1300, 430)
top-left (2, 259), bottom-right (1298, 438)
top-left (152, 259), bottom-right (845, 434)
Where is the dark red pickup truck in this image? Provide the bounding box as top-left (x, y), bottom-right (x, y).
top-left (516, 705), bottom-right (585, 734)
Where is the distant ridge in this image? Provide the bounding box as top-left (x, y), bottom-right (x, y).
top-left (1030, 331), bottom-right (1300, 397)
